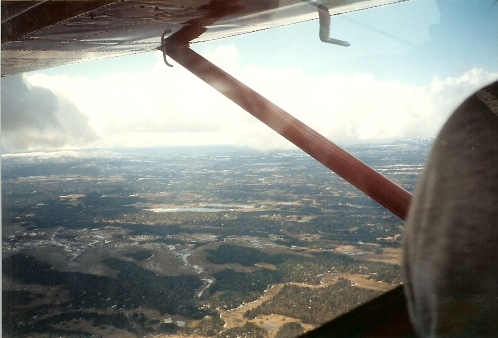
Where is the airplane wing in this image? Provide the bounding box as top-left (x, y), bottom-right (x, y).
top-left (2, 0), bottom-right (407, 76)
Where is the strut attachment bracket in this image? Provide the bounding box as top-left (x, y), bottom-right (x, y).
top-left (161, 29), bottom-right (174, 67)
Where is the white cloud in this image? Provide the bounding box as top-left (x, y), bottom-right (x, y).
top-left (1, 75), bottom-right (97, 153)
top-left (23, 46), bottom-right (498, 153)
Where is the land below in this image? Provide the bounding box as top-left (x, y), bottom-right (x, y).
top-left (2, 140), bottom-right (430, 337)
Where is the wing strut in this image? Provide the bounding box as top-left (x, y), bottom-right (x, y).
top-left (166, 45), bottom-right (412, 220)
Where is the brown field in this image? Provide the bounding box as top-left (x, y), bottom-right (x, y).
top-left (334, 245), bottom-right (402, 265)
top-left (249, 314), bottom-right (315, 338)
top-left (321, 272), bottom-right (395, 291)
top-left (359, 247), bottom-right (402, 265)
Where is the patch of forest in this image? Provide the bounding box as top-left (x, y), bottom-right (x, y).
top-left (201, 213), bottom-right (285, 238)
top-left (194, 315), bottom-right (225, 336)
top-left (1, 159), bottom-right (90, 179)
top-left (6, 196), bottom-right (141, 230)
top-left (121, 223), bottom-right (181, 236)
top-left (244, 280), bottom-right (381, 325)
top-left (206, 244), bottom-right (286, 266)
top-left (281, 213), bottom-right (403, 243)
top-left (208, 268), bottom-right (284, 309)
top-left (2, 290), bottom-right (34, 308)
top-left (4, 310), bottom-right (135, 337)
top-left (124, 250), bottom-right (153, 261)
top-left (275, 251), bottom-right (400, 284)
top-left (275, 322), bottom-right (305, 338)
top-left (3, 254), bottom-right (206, 335)
top-left (3, 307), bottom-right (183, 337)
top-left (206, 244), bottom-right (401, 285)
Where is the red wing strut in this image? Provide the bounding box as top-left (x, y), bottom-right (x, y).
top-left (166, 45), bottom-right (412, 221)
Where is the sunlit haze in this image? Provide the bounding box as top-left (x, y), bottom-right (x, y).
top-left (2, 0), bottom-right (497, 153)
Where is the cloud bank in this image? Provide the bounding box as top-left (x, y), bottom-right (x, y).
top-left (1, 75), bottom-right (98, 153)
top-left (15, 46), bottom-right (498, 153)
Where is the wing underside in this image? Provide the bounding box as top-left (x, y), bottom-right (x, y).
top-left (1, 0), bottom-right (406, 76)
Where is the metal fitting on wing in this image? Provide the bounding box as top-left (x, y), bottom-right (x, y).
top-left (161, 29), bottom-right (174, 67)
top-left (317, 4), bottom-right (350, 47)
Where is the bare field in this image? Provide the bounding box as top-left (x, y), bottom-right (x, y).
top-left (321, 272), bottom-right (395, 291)
top-left (334, 245), bottom-right (402, 266)
top-left (359, 247), bottom-right (402, 265)
top-left (249, 314), bottom-right (314, 338)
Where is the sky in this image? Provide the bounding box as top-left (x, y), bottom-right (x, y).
top-left (2, 0), bottom-right (498, 154)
